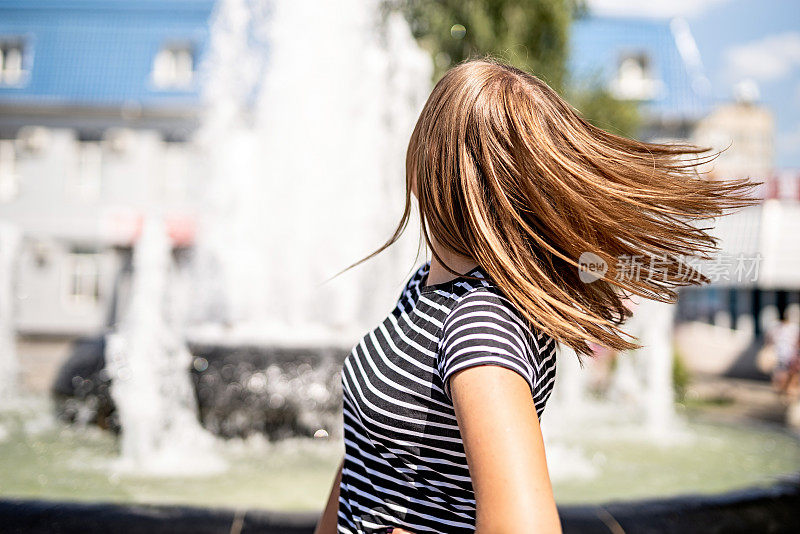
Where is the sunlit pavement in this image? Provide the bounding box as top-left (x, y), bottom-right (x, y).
top-left (685, 375), bottom-right (794, 427)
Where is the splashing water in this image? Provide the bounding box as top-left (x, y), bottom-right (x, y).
top-left (191, 0), bottom-right (433, 346)
top-left (94, 0), bottom-right (432, 473)
top-left (541, 297), bottom-right (686, 482)
top-left (105, 216), bottom-right (224, 475)
top-left (0, 222), bottom-right (21, 404)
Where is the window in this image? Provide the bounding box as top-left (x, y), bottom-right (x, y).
top-left (151, 44), bottom-right (194, 89)
top-left (0, 140), bottom-right (18, 202)
top-left (67, 141), bottom-right (102, 201)
top-left (66, 250), bottom-right (101, 306)
top-left (610, 51), bottom-right (663, 101)
top-left (0, 38), bottom-right (27, 86)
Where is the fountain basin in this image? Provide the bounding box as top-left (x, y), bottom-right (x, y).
top-left (188, 343), bottom-right (345, 439)
top-left (17, 339), bottom-right (800, 531)
top-left (2, 397), bottom-right (799, 512)
top-left (0, 473), bottom-right (797, 534)
top-left (52, 339), bottom-right (347, 439)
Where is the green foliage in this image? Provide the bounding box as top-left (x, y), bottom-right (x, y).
top-left (397, 0), bottom-right (585, 92)
top-left (395, 0), bottom-right (641, 138)
top-left (672, 347), bottom-right (691, 403)
top-left (567, 81), bottom-right (641, 139)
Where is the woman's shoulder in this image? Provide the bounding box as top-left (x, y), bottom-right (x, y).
top-left (445, 285), bottom-right (530, 335)
top-left (437, 279), bottom-right (557, 406)
top-left (444, 281), bottom-right (554, 358)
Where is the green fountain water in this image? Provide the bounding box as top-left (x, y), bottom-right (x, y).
top-left (2, 398), bottom-right (798, 511)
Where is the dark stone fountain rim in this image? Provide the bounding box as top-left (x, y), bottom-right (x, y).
top-left (1, 472), bottom-right (798, 533)
top-left (186, 341), bottom-right (351, 363)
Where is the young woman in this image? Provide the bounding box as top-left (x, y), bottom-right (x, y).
top-left (314, 58), bottom-right (754, 534)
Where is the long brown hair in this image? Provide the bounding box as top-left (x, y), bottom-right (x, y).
top-left (355, 57), bottom-right (756, 356)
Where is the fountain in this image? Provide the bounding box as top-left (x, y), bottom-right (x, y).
top-left (541, 297), bottom-right (689, 485)
top-left (104, 216), bottom-right (224, 475)
top-left (191, 0), bottom-right (432, 345)
top-left (0, 221), bottom-right (21, 404)
top-left (167, 0), bottom-right (435, 441)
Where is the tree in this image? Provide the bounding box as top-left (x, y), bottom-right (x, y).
top-left (567, 78), bottom-right (641, 139)
top-left (396, 0), bottom-right (641, 138)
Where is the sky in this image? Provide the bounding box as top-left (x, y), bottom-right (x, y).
top-left (589, 0), bottom-right (800, 169)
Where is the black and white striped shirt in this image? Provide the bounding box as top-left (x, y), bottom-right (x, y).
top-left (337, 262), bottom-right (557, 533)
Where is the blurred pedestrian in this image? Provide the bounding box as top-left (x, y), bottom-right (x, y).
top-left (768, 317), bottom-right (800, 402)
top-left (587, 342), bottom-right (619, 395)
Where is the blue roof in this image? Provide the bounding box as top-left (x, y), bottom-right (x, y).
top-left (0, 0), bottom-right (215, 109)
top-left (569, 16), bottom-right (711, 120)
top-left (1, 5), bottom-right (710, 121)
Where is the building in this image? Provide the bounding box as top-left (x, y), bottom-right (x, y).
top-left (570, 16), bottom-right (712, 141)
top-left (0, 0), bottom-right (215, 390)
top-left (692, 82), bottom-right (774, 181)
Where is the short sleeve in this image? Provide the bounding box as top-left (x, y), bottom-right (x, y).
top-left (438, 289), bottom-right (538, 402)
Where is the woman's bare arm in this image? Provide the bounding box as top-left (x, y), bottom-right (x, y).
top-left (313, 458), bottom-right (343, 534)
top-left (450, 365), bottom-right (562, 534)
